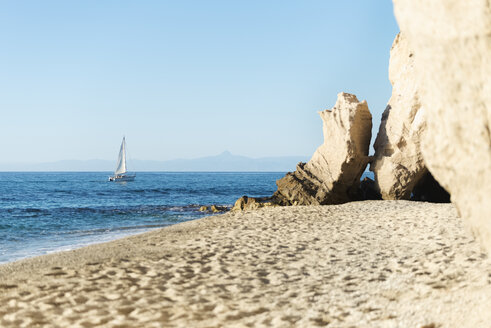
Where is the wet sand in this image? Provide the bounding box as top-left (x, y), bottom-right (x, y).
top-left (1, 201), bottom-right (490, 327)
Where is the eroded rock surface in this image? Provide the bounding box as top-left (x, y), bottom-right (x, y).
top-left (232, 196), bottom-right (276, 211)
top-left (393, 0), bottom-right (491, 251)
top-left (371, 33), bottom-right (428, 200)
top-left (273, 92), bottom-right (372, 205)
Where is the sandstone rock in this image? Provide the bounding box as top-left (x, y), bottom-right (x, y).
top-left (210, 205), bottom-right (227, 213)
top-left (232, 196), bottom-right (276, 211)
top-left (273, 92), bottom-right (372, 205)
top-left (393, 0), bottom-right (491, 251)
top-left (371, 33), bottom-right (428, 200)
top-left (200, 205), bottom-right (228, 213)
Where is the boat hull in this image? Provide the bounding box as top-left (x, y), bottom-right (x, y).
top-left (108, 174), bottom-right (136, 182)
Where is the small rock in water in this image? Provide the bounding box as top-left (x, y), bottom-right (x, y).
top-left (199, 205), bottom-right (228, 213)
top-left (232, 196), bottom-right (276, 211)
top-left (210, 205), bottom-right (227, 213)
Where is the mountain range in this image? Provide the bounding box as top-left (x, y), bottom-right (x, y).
top-left (0, 151), bottom-right (309, 172)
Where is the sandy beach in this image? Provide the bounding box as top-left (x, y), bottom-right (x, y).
top-left (1, 200), bottom-right (490, 327)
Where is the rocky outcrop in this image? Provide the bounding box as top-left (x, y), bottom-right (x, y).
top-left (199, 205), bottom-right (229, 213)
top-left (232, 196), bottom-right (276, 211)
top-left (273, 92), bottom-right (372, 205)
top-left (371, 33), bottom-right (428, 200)
top-left (393, 0), bottom-right (491, 251)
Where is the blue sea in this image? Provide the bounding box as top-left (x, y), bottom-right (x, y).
top-left (0, 172), bottom-right (287, 264)
top-left (0, 171), bottom-right (374, 264)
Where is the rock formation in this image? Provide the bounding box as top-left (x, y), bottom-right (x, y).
top-left (273, 92), bottom-right (372, 205)
top-left (199, 205), bottom-right (229, 213)
top-left (393, 0), bottom-right (491, 251)
top-left (232, 196), bottom-right (276, 211)
top-left (371, 33), bottom-right (428, 200)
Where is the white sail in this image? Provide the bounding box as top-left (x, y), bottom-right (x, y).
top-left (114, 137), bottom-right (127, 175)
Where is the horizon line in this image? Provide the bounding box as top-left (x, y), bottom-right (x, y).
top-left (0, 153), bottom-right (311, 165)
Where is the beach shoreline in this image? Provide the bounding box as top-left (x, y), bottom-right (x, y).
top-left (1, 200), bottom-right (491, 327)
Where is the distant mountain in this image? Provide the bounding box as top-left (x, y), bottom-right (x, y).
top-left (0, 152), bottom-right (309, 172)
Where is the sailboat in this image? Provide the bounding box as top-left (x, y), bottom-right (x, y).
top-left (108, 137), bottom-right (136, 182)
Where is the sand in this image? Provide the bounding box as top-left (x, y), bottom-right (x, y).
top-left (1, 200), bottom-right (490, 327)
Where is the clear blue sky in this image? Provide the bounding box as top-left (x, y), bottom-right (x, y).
top-left (0, 0), bottom-right (398, 162)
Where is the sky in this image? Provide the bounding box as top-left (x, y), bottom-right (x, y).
top-left (0, 0), bottom-right (399, 163)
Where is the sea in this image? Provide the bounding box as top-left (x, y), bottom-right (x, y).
top-left (0, 171), bottom-right (374, 264)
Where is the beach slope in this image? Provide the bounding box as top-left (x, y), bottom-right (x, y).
top-left (1, 201), bottom-right (490, 327)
